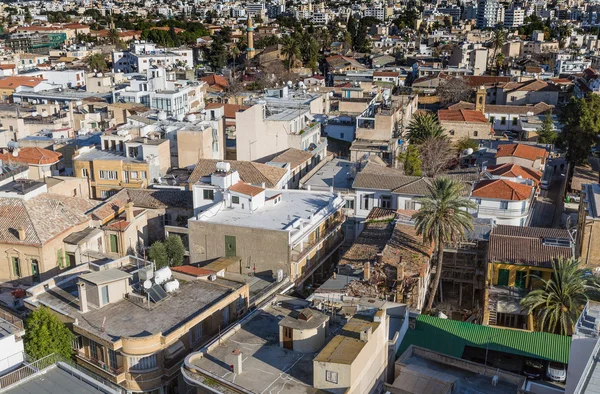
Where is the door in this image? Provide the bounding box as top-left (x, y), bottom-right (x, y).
top-left (31, 259), bottom-right (40, 284)
top-left (221, 306), bottom-right (230, 327)
top-left (225, 235), bottom-right (236, 257)
top-left (101, 285), bottom-right (109, 305)
top-left (283, 327), bottom-right (293, 350)
top-left (67, 253), bottom-right (76, 269)
top-left (497, 269), bottom-right (510, 286)
top-left (515, 271), bottom-right (526, 289)
top-left (109, 234), bottom-right (118, 253)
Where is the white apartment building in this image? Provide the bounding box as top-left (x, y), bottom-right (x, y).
top-left (504, 7), bottom-right (525, 28)
top-left (364, 7), bottom-right (386, 21)
top-left (235, 103), bottom-right (327, 162)
top-left (21, 69), bottom-right (86, 89)
top-left (0, 311), bottom-right (24, 376)
top-left (555, 59), bottom-right (592, 76)
top-left (470, 179), bottom-right (535, 226)
top-left (477, 0), bottom-right (500, 28)
top-left (113, 67), bottom-right (205, 117)
top-left (112, 41), bottom-right (193, 74)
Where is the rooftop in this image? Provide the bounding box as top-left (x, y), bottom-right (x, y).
top-left (438, 109), bottom-right (489, 123)
top-left (195, 189), bottom-right (342, 233)
top-left (29, 265), bottom-right (244, 342)
top-left (0, 147), bottom-right (62, 165)
top-left (398, 315), bottom-right (571, 364)
top-left (302, 158), bottom-right (356, 191)
top-left (495, 143), bottom-right (549, 161)
top-left (189, 159), bottom-right (287, 188)
top-left (471, 179), bottom-right (533, 201)
top-left (74, 147), bottom-right (145, 163)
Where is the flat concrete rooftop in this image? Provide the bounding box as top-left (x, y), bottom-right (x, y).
top-left (302, 158), bottom-right (356, 191)
top-left (33, 274), bottom-right (243, 342)
top-left (195, 190), bottom-right (340, 232)
top-left (188, 302), bottom-right (328, 394)
top-left (395, 354), bottom-right (520, 394)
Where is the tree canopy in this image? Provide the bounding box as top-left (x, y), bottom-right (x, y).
top-left (24, 307), bottom-right (74, 360)
top-left (149, 241), bottom-right (168, 269)
top-left (559, 95), bottom-right (600, 165)
top-left (406, 112), bottom-right (447, 144)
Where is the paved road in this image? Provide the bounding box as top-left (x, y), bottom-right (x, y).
top-left (529, 159), bottom-right (566, 228)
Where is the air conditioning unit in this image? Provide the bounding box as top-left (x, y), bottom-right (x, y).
top-left (208, 274), bottom-right (217, 281)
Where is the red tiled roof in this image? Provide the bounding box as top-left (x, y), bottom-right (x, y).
top-left (229, 182), bottom-right (265, 197)
top-left (485, 163), bottom-right (542, 185)
top-left (374, 71), bottom-right (399, 77)
top-left (462, 76), bottom-right (510, 87)
top-left (495, 143), bottom-right (548, 162)
top-left (0, 64), bottom-right (15, 70)
top-left (204, 103), bottom-right (248, 118)
top-left (150, 26), bottom-right (185, 34)
top-left (471, 179), bottom-right (533, 201)
top-left (438, 109), bottom-right (488, 123)
top-left (0, 76), bottom-right (44, 89)
top-left (200, 74), bottom-right (229, 90)
top-left (0, 147), bottom-right (61, 165)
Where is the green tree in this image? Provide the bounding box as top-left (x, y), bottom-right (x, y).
top-left (489, 29), bottom-right (506, 72)
top-left (24, 307), bottom-right (74, 360)
top-left (281, 36), bottom-right (300, 71)
top-left (86, 53), bottom-right (108, 72)
top-left (412, 179), bottom-right (476, 312)
top-left (521, 258), bottom-right (598, 335)
top-left (537, 111), bottom-right (558, 144)
top-left (406, 113), bottom-right (447, 144)
top-left (149, 241), bottom-right (169, 269)
top-left (455, 137), bottom-right (479, 153)
top-left (206, 35), bottom-right (228, 71)
top-left (398, 145), bottom-right (422, 176)
top-left (559, 95), bottom-right (600, 165)
top-left (165, 234), bottom-right (186, 267)
top-left (24, 7), bottom-right (32, 24)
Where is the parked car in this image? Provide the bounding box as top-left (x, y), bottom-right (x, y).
top-left (523, 359), bottom-right (544, 379)
top-left (547, 362), bottom-right (567, 382)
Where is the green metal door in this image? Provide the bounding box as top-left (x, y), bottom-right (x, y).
top-left (497, 269), bottom-right (510, 286)
top-left (515, 271), bottom-right (526, 289)
top-left (225, 235), bottom-right (236, 257)
top-left (110, 234), bottom-right (118, 253)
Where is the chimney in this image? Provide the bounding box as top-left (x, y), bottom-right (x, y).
top-left (364, 262), bottom-right (371, 281)
top-left (125, 201), bottom-right (135, 222)
top-left (359, 326), bottom-right (372, 342)
top-left (376, 253), bottom-right (383, 265)
top-left (78, 281), bottom-right (88, 313)
top-left (231, 349), bottom-right (243, 374)
top-left (17, 227), bottom-right (25, 241)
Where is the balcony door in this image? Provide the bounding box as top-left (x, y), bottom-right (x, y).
top-left (497, 269), bottom-right (510, 286)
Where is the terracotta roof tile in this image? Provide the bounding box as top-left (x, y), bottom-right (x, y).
top-left (448, 101), bottom-right (553, 116)
top-left (0, 76), bottom-right (44, 89)
top-left (0, 147), bottom-right (61, 165)
top-left (269, 148), bottom-right (313, 170)
top-left (438, 109), bottom-right (488, 123)
top-left (189, 159), bottom-right (287, 188)
top-left (171, 265), bottom-right (214, 277)
top-left (229, 182), bottom-right (265, 197)
top-left (471, 179), bottom-right (533, 201)
top-left (495, 143), bottom-right (548, 161)
top-left (485, 163), bottom-right (542, 185)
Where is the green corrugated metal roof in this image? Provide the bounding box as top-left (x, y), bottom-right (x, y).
top-left (397, 315), bottom-right (571, 364)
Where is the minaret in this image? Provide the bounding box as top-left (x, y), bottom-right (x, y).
top-left (246, 17), bottom-right (256, 60)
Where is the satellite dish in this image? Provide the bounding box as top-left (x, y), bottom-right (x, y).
top-left (466, 148), bottom-right (474, 155)
top-left (143, 280), bottom-right (152, 289)
top-left (12, 150), bottom-right (19, 157)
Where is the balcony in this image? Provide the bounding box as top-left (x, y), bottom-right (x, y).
top-left (75, 352), bottom-right (124, 377)
top-left (291, 215), bottom-right (345, 263)
top-left (471, 206), bottom-right (530, 218)
top-left (298, 122), bottom-right (321, 135)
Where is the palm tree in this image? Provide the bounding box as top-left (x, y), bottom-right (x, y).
top-left (406, 112), bottom-right (447, 144)
top-left (281, 36), bottom-right (301, 71)
top-left (521, 258), bottom-right (597, 335)
top-left (412, 178), bottom-right (476, 312)
top-left (489, 29), bottom-right (506, 72)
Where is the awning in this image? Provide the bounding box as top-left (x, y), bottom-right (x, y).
top-left (164, 339), bottom-right (185, 359)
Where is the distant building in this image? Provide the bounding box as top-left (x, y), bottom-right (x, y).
top-left (476, 0), bottom-right (501, 29)
top-left (112, 41), bottom-right (193, 74)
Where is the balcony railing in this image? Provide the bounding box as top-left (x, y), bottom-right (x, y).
top-left (471, 206), bottom-right (530, 217)
top-left (291, 216), bottom-right (345, 263)
top-left (298, 122), bottom-right (320, 135)
top-left (76, 352), bottom-right (125, 376)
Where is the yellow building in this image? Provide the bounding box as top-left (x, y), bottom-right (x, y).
top-left (25, 256), bottom-right (250, 394)
top-left (484, 225), bottom-right (573, 330)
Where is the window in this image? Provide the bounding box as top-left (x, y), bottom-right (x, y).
top-left (512, 117), bottom-right (518, 126)
top-left (501, 117), bottom-right (506, 125)
top-left (109, 234), bottom-right (118, 253)
top-left (90, 340), bottom-right (99, 360)
top-left (100, 190), bottom-right (117, 199)
top-left (475, 198), bottom-right (482, 205)
top-left (344, 199), bottom-right (355, 209)
top-left (232, 196), bottom-right (240, 204)
top-left (340, 132), bottom-right (344, 139)
top-left (99, 170), bottom-right (118, 180)
top-left (101, 285), bottom-right (109, 305)
top-left (473, 131), bottom-right (478, 137)
top-left (129, 354), bottom-right (157, 371)
top-left (449, 130), bottom-right (455, 136)
top-left (81, 168), bottom-right (89, 177)
top-left (72, 336), bottom-right (83, 351)
top-left (500, 201), bottom-right (509, 209)
top-left (404, 200), bottom-right (416, 210)
top-left (380, 195), bottom-right (392, 209)
top-left (108, 349), bottom-right (119, 370)
top-left (190, 321), bottom-right (203, 344)
top-left (129, 171), bottom-right (138, 179)
top-left (490, 116), bottom-right (495, 123)
top-left (326, 370), bottom-right (338, 384)
top-left (12, 257), bottom-right (21, 278)
top-left (57, 249), bottom-right (64, 268)
top-left (203, 189), bottom-right (214, 200)
top-left (361, 195), bottom-right (370, 210)
top-left (31, 259), bottom-right (40, 283)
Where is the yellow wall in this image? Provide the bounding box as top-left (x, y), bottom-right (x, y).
top-left (487, 262), bottom-right (552, 288)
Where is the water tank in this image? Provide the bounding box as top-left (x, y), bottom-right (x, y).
top-left (41, 110), bottom-right (49, 118)
top-left (139, 265), bottom-right (154, 281)
top-left (176, 113), bottom-right (185, 122)
top-left (154, 266), bottom-right (172, 285)
top-left (186, 114), bottom-right (197, 122)
top-left (157, 111), bottom-right (167, 121)
top-left (164, 279), bottom-right (179, 293)
top-left (31, 111), bottom-right (38, 117)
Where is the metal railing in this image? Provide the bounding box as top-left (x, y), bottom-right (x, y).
top-left (471, 206), bottom-right (530, 217)
top-left (290, 217), bottom-right (345, 263)
top-left (0, 309), bottom-right (24, 335)
top-left (75, 352), bottom-right (125, 376)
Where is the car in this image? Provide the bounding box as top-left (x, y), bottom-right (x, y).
top-left (547, 362), bottom-right (567, 382)
top-left (523, 359), bottom-right (544, 380)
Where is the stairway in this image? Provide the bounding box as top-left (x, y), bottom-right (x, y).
top-left (488, 298), bottom-right (498, 326)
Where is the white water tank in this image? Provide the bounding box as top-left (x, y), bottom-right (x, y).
top-left (164, 279), bottom-right (179, 293)
top-left (176, 114), bottom-right (185, 122)
top-left (154, 266), bottom-right (172, 285)
top-left (158, 111), bottom-right (167, 121)
top-left (186, 113), bottom-right (197, 122)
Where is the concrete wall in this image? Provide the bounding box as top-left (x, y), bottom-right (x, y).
top-left (495, 156), bottom-right (544, 171)
top-left (188, 220), bottom-right (291, 277)
top-left (0, 333), bottom-right (24, 375)
top-left (441, 121), bottom-right (493, 141)
top-left (177, 127), bottom-right (215, 169)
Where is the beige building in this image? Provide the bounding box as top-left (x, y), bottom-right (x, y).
top-left (0, 192), bottom-right (97, 285)
top-left (577, 183), bottom-right (600, 268)
top-left (74, 133), bottom-right (170, 199)
top-left (176, 119), bottom-right (225, 168)
top-left (438, 109), bottom-right (494, 141)
top-left (0, 147), bottom-right (63, 179)
top-left (85, 72), bottom-right (127, 94)
top-left (24, 256), bottom-right (250, 394)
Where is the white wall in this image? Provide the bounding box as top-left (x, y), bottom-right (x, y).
top-left (0, 334), bottom-right (24, 375)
